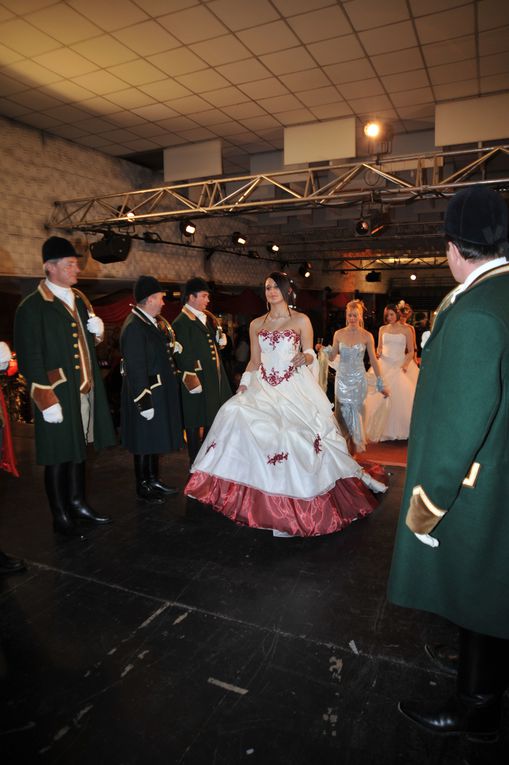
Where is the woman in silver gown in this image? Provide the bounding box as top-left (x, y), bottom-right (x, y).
top-left (321, 300), bottom-right (387, 453)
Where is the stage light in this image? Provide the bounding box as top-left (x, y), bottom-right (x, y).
top-left (410, 273), bottom-right (417, 281)
top-left (142, 231), bottom-right (162, 243)
top-left (365, 270), bottom-right (381, 283)
top-left (299, 262), bottom-right (311, 278)
top-left (355, 218), bottom-right (370, 235)
top-left (267, 242), bottom-right (279, 253)
top-left (355, 210), bottom-right (386, 236)
top-left (90, 233), bottom-right (132, 264)
top-left (232, 232), bottom-right (247, 246)
top-left (180, 218), bottom-right (196, 237)
top-left (364, 120), bottom-right (381, 138)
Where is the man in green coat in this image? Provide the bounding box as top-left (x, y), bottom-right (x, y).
top-left (388, 186), bottom-right (509, 741)
top-left (14, 236), bottom-right (116, 539)
top-left (172, 278), bottom-right (232, 462)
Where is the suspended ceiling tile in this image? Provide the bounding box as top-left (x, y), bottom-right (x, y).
top-left (0, 98), bottom-right (31, 117)
top-left (186, 107), bottom-right (228, 125)
top-left (0, 5), bottom-right (14, 21)
top-left (371, 47), bottom-right (424, 76)
top-left (287, 6), bottom-right (352, 43)
top-left (207, 0), bottom-right (279, 30)
top-left (80, 95), bottom-right (122, 114)
top-left (340, 77), bottom-right (385, 99)
top-left (48, 80), bottom-right (98, 102)
top-left (95, 128), bottom-right (140, 143)
top-left (480, 52), bottom-right (509, 78)
top-left (414, 6), bottom-right (475, 45)
top-left (273, 0), bottom-right (339, 13)
top-left (478, 0), bottom-right (509, 32)
top-left (174, 126), bottom-right (217, 141)
top-left (72, 70), bottom-right (131, 95)
top-left (209, 121), bottom-right (247, 137)
top-left (396, 103), bottom-right (435, 120)
top-left (279, 67), bottom-right (330, 91)
top-left (238, 77), bottom-right (289, 100)
top-left (200, 85), bottom-right (246, 106)
top-left (2, 58), bottom-right (62, 86)
top-left (42, 103), bottom-right (92, 122)
top-left (343, 0), bottom-right (409, 31)
top-left (480, 72), bottom-right (509, 93)
top-left (0, 19), bottom-right (61, 56)
top-left (113, 21), bottom-right (180, 56)
top-left (260, 47), bottom-right (316, 75)
top-left (77, 133), bottom-right (117, 148)
top-left (258, 93), bottom-right (303, 112)
top-left (273, 107), bottom-right (316, 126)
top-left (155, 115), bottom-right (199, 131)
top-left (0, 71), bottom-right (31, 95)
top-left (297, 85), bottom-right (341, 107)
top-left (359, 21), bottom-right (418, 55)
top-left (0, 41), bottom-right (23, 65)
top-left (307, 34), bottom-right (364, 66)
top-left (108, 60), bottom-right (168, 87)
top-left (237, 21), bottom-right (301, 56)
top-left (221, 101), bottom-right (267, 119)
top-left (347, 93), bottom-right (393, 112)
top-left (238, 114), bottom-right (280, 130)
top-left (428, 59), bottom-right (477, 85)
top-left (72, 36), bottom-right (139, 68)
top-left (422, 34), bottom-right (475, 67)
top-left (147, 47), bottom-right (206, 77)
top-left (10, 88), bottom-right (64, 110)
top-left (324, 57), bottom-right (376, 84)
top-left (149, 133), bottom-right (184, 147)
top-left (134, 0), bottom-right (197, 14)
top-left (390, 86), bottom-right (434, 107)
top-left (189, 35), bottom-right (252, 66)
top-left (105, 110), bottom-right (148, 127)
top-left (128, 122), bottom-right (171, 138)
top-left (33, 48), bottom-right (99, 77)
top-left (434, 78), bottom-right (478, 100)
top-left (122, 137), bottom-right (161, 151)
top-left (158, 5), bottom-right (228, 44)
top-left (383, 69), bottom-right (429, 93)
top-left (67, 0), bottom-right (149, 31)
top-left (409, 0), bottom-right (470, 15)
top-left (132, 103), bottom-right (181, 121)
top-left (310, 101), bottom-right (354, 119)
top-left (104, 89), bottom-right (156, 108)
top-left (48, 123), bottom-right (91, 140)
top-left (216, 58), bottom-right (272, 84)
top-left (17, 111), bottom-right (61, 129)
top-left (25, 5), bottom-right (102, 44)
top-left (102, 143), bottom-right (135, 155)
top-left (73, 116), bottom-right (118, 133)
top-left (175, 68), bottom-right (230, 92)
top-left (139, 79), bottom-right (192, 100)
top-left (479, 26), bottom-right (509, 56)
top-left (166, 93), bottom-right (212, 113)
top-left (227, 129), bottom-right (259, 145)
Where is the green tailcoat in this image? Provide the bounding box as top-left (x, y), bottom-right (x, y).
top-left (388, 265), bottom-right (509, 638)
top-left (14, 283), bottom-right (116, 465)
top-left (172, 307), bottom-right (232, 429)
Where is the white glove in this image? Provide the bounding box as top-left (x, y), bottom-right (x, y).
top-left (415, 532), bottom-right (439, 548)
top-left (43, 403), bottom-right (63, 423)
top-left (0, 341), bottom-right (11, 370)
top-left (173, 341), bottom-right (183, 354)
top-left (140, 408), bottom-right (154, 420)
top-left (86, 315), bottom-right (104, 337)
top-left (421, 330), bottom-right (431, 349)
top-left (189, 384), bottom-right (203, 395)
top-left (217, 329), bottom-right (227, 346)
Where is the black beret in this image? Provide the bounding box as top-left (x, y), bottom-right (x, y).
top-left (134, 275), bottom-right (165, 303)
top-left (183, 277), bottom-right (209, 298)
top-left (445, 185), bottom-right (508, 246)
top-left (42, 236), bottom-right (79, 263)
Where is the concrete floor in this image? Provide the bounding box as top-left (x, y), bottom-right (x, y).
top-left (0, 425), bottom-right (507, 764)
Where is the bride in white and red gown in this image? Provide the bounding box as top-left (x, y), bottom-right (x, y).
top-left (184, 272), bottom-right (387, 537)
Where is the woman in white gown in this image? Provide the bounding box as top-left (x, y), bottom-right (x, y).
top-left (185, 273), bottom-right (387, 537)
top-left (320, 300), bottom-right (388, 453)
top-left (364, 303), bottom-right (419, 442)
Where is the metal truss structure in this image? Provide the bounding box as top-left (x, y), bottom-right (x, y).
top-left (48, 145), bottom-right (509, 269)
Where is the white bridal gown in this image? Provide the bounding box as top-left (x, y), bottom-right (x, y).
top-left (185, 328), bottom-right (387, 537)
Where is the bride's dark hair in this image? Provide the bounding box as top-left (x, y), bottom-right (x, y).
top-left (265, 271), bottom-right (294, 304)
top-left (384, 303), bottom-right (400, 322)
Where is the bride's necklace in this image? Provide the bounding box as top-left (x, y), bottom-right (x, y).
top-left (268, 312), bottom-right (288, 320)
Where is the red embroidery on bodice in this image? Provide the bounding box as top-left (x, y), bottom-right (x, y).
top-left (258, 329), bottom-right (299, 386)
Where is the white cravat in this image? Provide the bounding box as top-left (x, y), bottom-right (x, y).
top-left (450, 256), bottom-right (508, 304)
top-left (185, 303), bottom-right (207, 326)
top-left (45, 279), bottom-right (75, 309)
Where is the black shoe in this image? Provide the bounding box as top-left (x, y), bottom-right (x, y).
top-left (68, 462), bottom-right (112, 524)
top-left (136, 481), bottom-right (166, 505)
top-left (398, 697), bottom-right (500, 743)
top-left (0, 550), bottom-right (27, 575)
top-left (45, 464), bottom-right (86, 540)
top-left (147, 478), bottom-right (179, 496)
top-left (70, 503), bottom-right (112, 525)
top-left (425, 643), bottom-right (459, 676)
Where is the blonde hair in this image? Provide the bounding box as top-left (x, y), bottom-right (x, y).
top-left (345, 299), bottom-right (365, 328)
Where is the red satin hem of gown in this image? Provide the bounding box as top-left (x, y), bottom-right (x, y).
top-left (185, 465), bottom-right (387, 537)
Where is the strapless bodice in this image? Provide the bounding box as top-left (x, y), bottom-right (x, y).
top-left (258, 329), bottom-right (300, 386)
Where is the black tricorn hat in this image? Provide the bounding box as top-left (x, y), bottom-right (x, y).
top-left (134, 275), bottom-right (165, 303)
top-left (42, 236), bottom-right (79, 263)
top-left (445, 185), bottom-right (508, 246)
top-left (183, 277), bottom-right (209, 298)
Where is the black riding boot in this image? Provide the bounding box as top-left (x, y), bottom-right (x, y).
top-left (399, 628), bottom-right (509, 742)
top-left (68, 461), bottom-right (112, 524)
top-left (134, 455), bottom-right (165, 504)
top-left (147, 455), bottom-right (178, 496)
top-left (44, 463), bottom-right (86, 539)
top-left (185, 428), bottom-right (202, 464)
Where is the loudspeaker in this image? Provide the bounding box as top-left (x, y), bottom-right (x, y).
top-left (90, 234), bottom-right (131, 264)
top-left (365, 271), bottom-right (381, 282)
